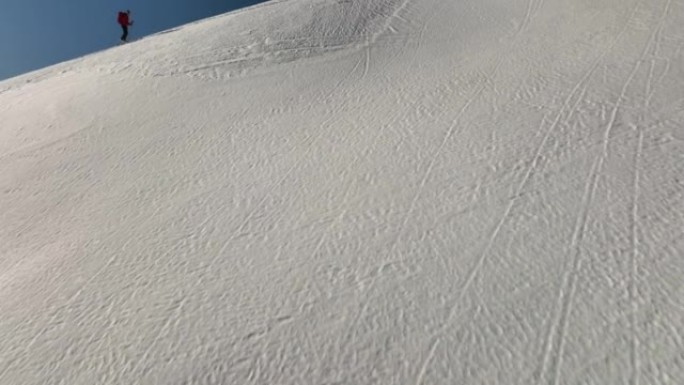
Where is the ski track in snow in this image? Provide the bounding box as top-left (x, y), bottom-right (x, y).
top-left (1, 0), bottom-right (684, 384)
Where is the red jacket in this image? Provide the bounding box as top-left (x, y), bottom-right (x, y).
top-left (117, 12), bottom-right (130, 26)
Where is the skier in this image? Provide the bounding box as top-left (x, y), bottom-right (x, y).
top-left (117, 10), bottom-right (134, 43)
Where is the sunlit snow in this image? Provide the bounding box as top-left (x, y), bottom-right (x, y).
top-left (1, 0), bottom-right (683, 383)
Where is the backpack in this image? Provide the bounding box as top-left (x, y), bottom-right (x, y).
top-left (117, 12), bottom-right (127, 25)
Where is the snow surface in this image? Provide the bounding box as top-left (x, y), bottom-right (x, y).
top-left (1, 0), bottom-right (683, 383)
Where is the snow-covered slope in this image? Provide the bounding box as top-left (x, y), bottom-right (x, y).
top-left (1, 0), bottom-right (683, 383)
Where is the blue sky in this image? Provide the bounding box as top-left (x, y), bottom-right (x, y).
top-left (0, 0), bottom-right (267, 80)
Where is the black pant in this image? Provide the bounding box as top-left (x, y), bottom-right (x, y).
top-left (121, 25), bottom-right (129, 41)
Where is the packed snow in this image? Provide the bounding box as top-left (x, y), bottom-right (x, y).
top-left (1, 0), bottom-right (683, 383)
